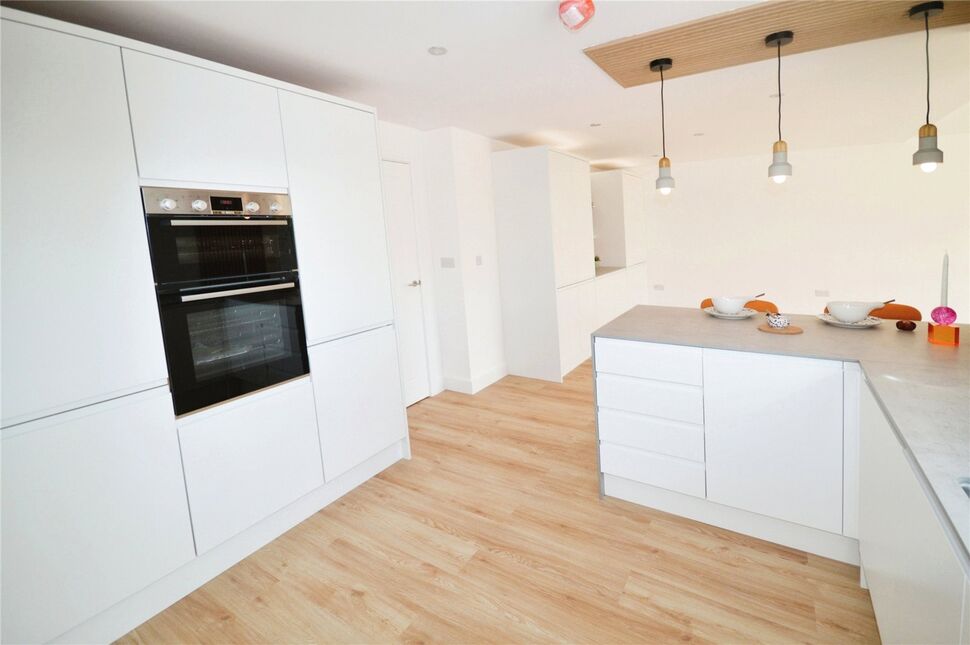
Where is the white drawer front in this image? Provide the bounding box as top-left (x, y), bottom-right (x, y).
top-left (600, 442), bottom-right (705, 498)
top-left (595, 338), bottom-right (702, 385)
top-left (596, 373), bottom-right (703, 424)
top-left (598, 408), bottom-right (704, 462)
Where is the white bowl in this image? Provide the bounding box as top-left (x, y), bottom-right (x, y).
top-left (711, 296), bottom-right (753, 315)
top-left (827, 301), bottom-right (883, 324)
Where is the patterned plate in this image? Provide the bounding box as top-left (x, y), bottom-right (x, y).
top-left (703, 307), bottom-right (759, 320)
top-left (817, 313), bottom-right (882, 329)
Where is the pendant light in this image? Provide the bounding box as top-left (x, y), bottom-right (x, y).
top-left (910, 1), bottom-right (944, 173)
top-left (766, 31), bottom-right (793, 184)
top-left (650, 57), bottom-right (674, 195)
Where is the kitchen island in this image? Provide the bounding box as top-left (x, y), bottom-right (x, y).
top-left (592, 305), bottom-right (969, 643)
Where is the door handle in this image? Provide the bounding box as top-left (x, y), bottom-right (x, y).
top-left (408, 280), bottom-right (422, 287)
top-left (180, 282), bottom-right (295, 302)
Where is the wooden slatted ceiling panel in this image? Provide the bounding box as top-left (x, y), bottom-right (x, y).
top-left (585, 0), bottom-right (970, 88)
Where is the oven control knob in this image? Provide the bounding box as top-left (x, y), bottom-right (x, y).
top-left (159, 198), bottom-right (177, 211)
top-left (245, 201), bottom-right (260, 214)
top-left (191, 199), bottom-right (208, 212)
top-left (269, 202), bottom-right (282, 214)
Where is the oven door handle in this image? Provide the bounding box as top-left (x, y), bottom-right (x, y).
top-left (170, 219), bottom-right (289, 226)
top-left (180, 282), bottom-right (296, 302)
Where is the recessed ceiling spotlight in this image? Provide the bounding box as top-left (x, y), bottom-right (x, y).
top-left (589, 122), bottom-right (602, 127)
top-left (428, 46), bottom-right (448, 56)
top-left (693, 132), bottom-right (705, 137)
top-left (769, 92), bottom-right (784, 98)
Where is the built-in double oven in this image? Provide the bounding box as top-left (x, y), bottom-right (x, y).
top-left (142, 187), bottom-right (309, 416)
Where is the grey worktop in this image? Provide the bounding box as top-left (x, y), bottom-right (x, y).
top-left (593, 305), bottom-right (970, 571)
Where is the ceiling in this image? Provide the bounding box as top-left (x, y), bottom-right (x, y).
top-left (8, 1), bottom-right (969, 168)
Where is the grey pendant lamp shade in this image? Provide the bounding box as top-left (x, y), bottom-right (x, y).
top-left (651, 58), bottom-right (675, 195)
top-left (911, 1), bottom-right (944, 172)
top-left (766, 31), bottom-right (793, 183)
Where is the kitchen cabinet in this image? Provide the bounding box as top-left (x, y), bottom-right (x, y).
top-left (549, 150), bottom-right (596, 288)
top-left (310, 325), bottom-right (409, 481)
top-left (625, 262), bottom-right (649, 306)
top-left (493, 146), bottom-right (595, 381)
top-left (178, 378), bottom-right (324, 554)
top-left (1, 388), bottom-right (195, 644)
top-left (703, 349), bottom-right (844, 534)
top-left (279, 90), bottom-right (394, 344)
top-left (122, 50), bottom-right (288, 188)
top-left (594, 268), bottom-right (632, 328)
top-left (1, 20), bottom-right (167, 427)
top-left (859, 381), bottom-right (967, 644)
top-left (556, 278), bottom-right (597, 376)
top-left (591, 170), bottom-right (647, 267)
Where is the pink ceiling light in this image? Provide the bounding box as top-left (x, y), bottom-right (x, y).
top-left (559, 0), bottom-right (596, 31)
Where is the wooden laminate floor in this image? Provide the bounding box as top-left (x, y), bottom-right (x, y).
top-left (120, 362), bottom-right (880, 644)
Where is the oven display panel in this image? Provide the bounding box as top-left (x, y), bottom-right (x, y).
top-left (210, 196), bottom-right (244, 213)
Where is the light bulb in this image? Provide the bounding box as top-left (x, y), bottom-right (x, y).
top-left (920, 162), bottom-right (938, 173)
top-left (659, 186), bottom-right (672, 196)
top-left (772, 175), bottom-right (787, 184)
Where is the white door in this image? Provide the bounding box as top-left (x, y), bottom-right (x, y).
top-left (381, 160), bottom-right (431, 405)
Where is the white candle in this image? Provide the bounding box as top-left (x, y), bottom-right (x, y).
top-left (941, 251), bottom-right (949, 307)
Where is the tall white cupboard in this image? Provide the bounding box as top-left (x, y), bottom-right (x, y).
top-left (278, 90), bottom-right (395, 344)
top-left (1, 9), bottom-right (409, 644)
top-left (0, 20), bottom-right (168, 428)
top-left (591, 170), bottom-right (647, 268)
top-left (492, 146), bottom-right (596, 381)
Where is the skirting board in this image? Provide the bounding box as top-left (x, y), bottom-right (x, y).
top-left (442, 363), bottom-right (507, 395)
top-left (53, 439), bottom-right (409, 644)
top-left (603, 474), bottom-right (861, 566)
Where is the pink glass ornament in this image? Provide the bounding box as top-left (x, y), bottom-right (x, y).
top-left (931, 306), bottom-right (957, 326)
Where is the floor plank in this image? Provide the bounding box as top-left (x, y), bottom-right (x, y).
top-left (119, 361), bottom-right (880, 643)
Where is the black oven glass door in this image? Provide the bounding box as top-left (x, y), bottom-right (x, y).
top-left (146, 217), bottom-right (298, 287)
top-left (158, 279), bottom-right (309, 415)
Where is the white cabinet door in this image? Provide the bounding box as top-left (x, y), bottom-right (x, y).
top-left (703, 349), bottom-right (844, 534)
top-left (1, 22), bottom-right (167, 427)
top-left (279, 91), bottom-right (394, 344)
top-left (310, 325), bottom-right (408, 481)
top-left (595, 269), bottom-right (630, 327)
top-left (1, 388), bottom-right (194, 644)
top-left (178, 379), bottom-right (324, 554)
top-left (122, 50), bottom-right (288, 188)
top-left (557, 279), bottom-right (596, 377)
top-left (625, 262), bottom-right (649, 305)
top-left (549, 152), bottom-right (594, 288)
top-left (859, 382), bottom-right (966, 644)
top-left (622, 173), bottom-right (647, 266)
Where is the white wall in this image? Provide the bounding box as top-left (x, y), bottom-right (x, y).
top-left (421, 127), bottom-right (506, 393)
top-left (639, 120), bottom-right (970, 319)
top-left (377, 120), bottom-right (444, 397)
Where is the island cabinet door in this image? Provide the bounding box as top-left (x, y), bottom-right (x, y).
top-left (702, 349), bottom-right (844, 534)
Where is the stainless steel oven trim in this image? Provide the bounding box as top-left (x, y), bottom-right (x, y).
top-left (180, 282), bottom-right (296, 303)
top-left (170, 219), bottom-right (289, 227)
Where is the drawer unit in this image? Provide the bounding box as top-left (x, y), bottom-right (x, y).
top-left (594, 337), bottom-right (702, 385)
top-left (598, 408), bottom-right (704, 462)
top-left (596, 373), bottom-right (703, 424)
top-left (600, 443), bottom-right (706, 498)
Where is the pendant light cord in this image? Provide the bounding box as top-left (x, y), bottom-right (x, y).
top-left (660, 67), bottom-right (667, 158)
top-left (776, 41), bottom-right (783, 142)
top-left (925, 11), bottom-right (931, 125)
